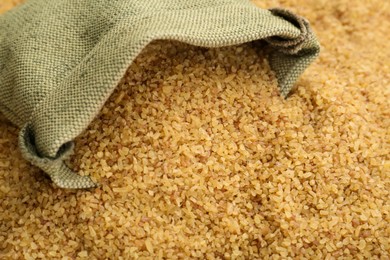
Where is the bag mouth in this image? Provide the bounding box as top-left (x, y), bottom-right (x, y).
top-left (4, 0), bottom-right (320, 189)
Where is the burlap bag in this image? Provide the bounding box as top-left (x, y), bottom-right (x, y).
top-left (0, 0), bottom-right (319, 188)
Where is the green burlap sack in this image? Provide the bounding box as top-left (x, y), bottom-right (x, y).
top-left (0, 0), bottom-right (320, 189)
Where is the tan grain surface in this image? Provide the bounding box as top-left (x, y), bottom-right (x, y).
top-left (1, 0), bottom-right (389, 259)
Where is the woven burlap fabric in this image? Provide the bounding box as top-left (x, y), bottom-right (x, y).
top-left (0, 0), bottom-right (319, 189)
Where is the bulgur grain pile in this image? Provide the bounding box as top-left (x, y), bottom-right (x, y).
top-left (1, 0), bottom-right (389, 259)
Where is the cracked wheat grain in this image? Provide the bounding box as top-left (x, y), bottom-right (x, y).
top-left (0, 0), bottom-right (389, 259)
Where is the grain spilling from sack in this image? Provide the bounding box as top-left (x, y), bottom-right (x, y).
top-left (0, 0), bottom-right (389, 259)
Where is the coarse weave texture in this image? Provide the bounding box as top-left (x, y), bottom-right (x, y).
top-left (1, 0), bottom-right (389, 259)
top-left (0, 0), bottom-right (319, 189)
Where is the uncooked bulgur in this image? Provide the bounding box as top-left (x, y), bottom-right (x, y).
top-left (0, 0), bottom-right (389, 259)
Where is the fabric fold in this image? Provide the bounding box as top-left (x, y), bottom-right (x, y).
top-left (0, 0), bottom-right (320, 188)
top-left (266, 8), bottom-right (320, 96)
top-left (19, 124), bottom-right (96, 188)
